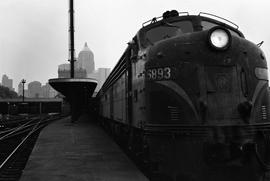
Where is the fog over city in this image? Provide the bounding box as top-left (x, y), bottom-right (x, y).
top-left (0, 0), bottom-right (270, 90)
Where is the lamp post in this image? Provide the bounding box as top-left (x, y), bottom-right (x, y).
top-left (22, 79), bottom-right (26, 102)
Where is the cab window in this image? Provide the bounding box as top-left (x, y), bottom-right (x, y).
top-left (145, 20), bottom-right (193, 45)
top-left (201, 21), bottom-right (241, 37)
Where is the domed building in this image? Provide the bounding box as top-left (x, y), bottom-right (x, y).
top-left (28, 81), bottom-right (42, 98)
top-left (76, 42), bottom-right (95, 77)
top-left (57, 42), bottom-right (95, 79)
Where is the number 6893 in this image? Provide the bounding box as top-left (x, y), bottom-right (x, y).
top-left (146, 67), bottom-right (171, 80)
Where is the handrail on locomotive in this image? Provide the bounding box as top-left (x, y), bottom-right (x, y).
top-left (142, 10), bottom-right (239, 29)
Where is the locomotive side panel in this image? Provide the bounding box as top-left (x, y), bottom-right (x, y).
top-left (100, 91), bottom-right (110, 119)
top-left (112, 73), bottom-right (127, 124)
top-left (131, 57), bottom-right (147, 128)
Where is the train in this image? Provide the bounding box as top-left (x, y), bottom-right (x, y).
top-left (96, 10), bottom-right (270, 181)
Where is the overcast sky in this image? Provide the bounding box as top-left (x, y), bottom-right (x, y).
top-left (0, 0), bottom-right (270, 91)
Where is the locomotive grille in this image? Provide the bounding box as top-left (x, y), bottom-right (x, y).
top-left (168, 106), bottom-right (191, 124)
top-left (144, 123), bottom-right (270, 138)
top-left (168, 106), bottom-right (180, 121)
top-left (261, 105), bottom-right (268, 121)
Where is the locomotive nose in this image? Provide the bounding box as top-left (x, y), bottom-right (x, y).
top-left (147, 26), bottom-right (234, 66)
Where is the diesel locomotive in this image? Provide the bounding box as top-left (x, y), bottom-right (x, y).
top-left (97, 10), bottom-right (270, 181)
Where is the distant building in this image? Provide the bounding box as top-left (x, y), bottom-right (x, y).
top-left (74, 67), bottom-right (87, 78)
top-left (89, 68), bottom-right (111, 91)
top-left (49, 87), bottom-right (58, 98)
top-left (77, 42), bottom-right (95, 76)
top-left (58, 63), bottom-right (70, 78)
top-left (28, 81), bottom-right (42, 98)
top-left (41, 83), bottom-right (58, 98)
top-left (25, 89), bottom-right (29, 98)
top-left (97, 68), bottom-right (110, 89)
top-left (58, 63), bottom-right (87, 78)
top-left (18, 82), bottom-right (23, 96)
top-left (41, 83), bottom-right (51, 98)
top-left (2, 74), bottom-right (13, 91)
top-left (19, 81), bottom-right (57, 98)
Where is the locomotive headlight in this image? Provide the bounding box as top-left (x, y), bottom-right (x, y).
top-left (208, 27), bottom-right (231, 50)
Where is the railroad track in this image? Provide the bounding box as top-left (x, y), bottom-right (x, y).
top-left (0, 114), bottom-right (65, 181)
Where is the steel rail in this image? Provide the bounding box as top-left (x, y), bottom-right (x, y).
top-left (0, 118), bottom-right (39, 141)
top-left (0, 115), bottom-right (61, 170)
top-left (0, 115), bottom-right (40, 134)
top-left (0, 119), bottom-right (41, 168)
top-left (2, 115), bottom-right (58, 140)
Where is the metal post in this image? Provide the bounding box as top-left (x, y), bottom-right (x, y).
top-left (7, 102), bottom-right (10, 115)
top-left (69, 0), bottom-right (75, 78)
top-left (39, 102), bottom-right (42, 115)
top-left (22, 79), bottom-right (26, 102)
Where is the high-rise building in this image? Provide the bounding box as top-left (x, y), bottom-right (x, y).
top-left (96, 68), bottom-right (111, 91)
top-left (28, 81), bottom-right (42, 98)
top-left (88, 68), bottom-right (111, 92)
top-left (2, 74), bottom-right (13, 91)
top-left (77, 42), bottom-right (95, 77)
top-left (41, 83), bottom-right (51, 98)
top-left (18, 82), bottom-right (23, 96)
top-left (49, 87), bottom-right (58, 98)
top-left (41, 83), bottom-right (58, 98)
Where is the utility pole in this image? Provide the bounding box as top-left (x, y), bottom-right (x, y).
top-left (69, 0), bottom-right (75, 78)
top-left (22, 79), bottom-right (26, 102)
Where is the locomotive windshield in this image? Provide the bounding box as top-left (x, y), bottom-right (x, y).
top-left (201, 21), bottom-right (241, 37)
top-left (145, 21), bottom-right (193, 44)
top-left (141, 16), bottom-right (244, 47)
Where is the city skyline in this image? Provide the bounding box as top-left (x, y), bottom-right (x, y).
top-left (1, 74), bottom-right (13, 91)
top-left (1, 73), bottom-right (56, 98)
top-left (0, 1), bottom-right (270, 88)
top-left (1, 41), bottom-right (110, 96)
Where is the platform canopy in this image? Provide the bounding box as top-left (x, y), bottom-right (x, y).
top-left (48, 78), bottom-right (97, 101)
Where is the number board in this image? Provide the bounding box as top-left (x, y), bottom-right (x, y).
top-left (146, 67), bottom-right (172, 81)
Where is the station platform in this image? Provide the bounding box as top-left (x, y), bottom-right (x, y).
top-left (21, 116), bottom-right (148, 181)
